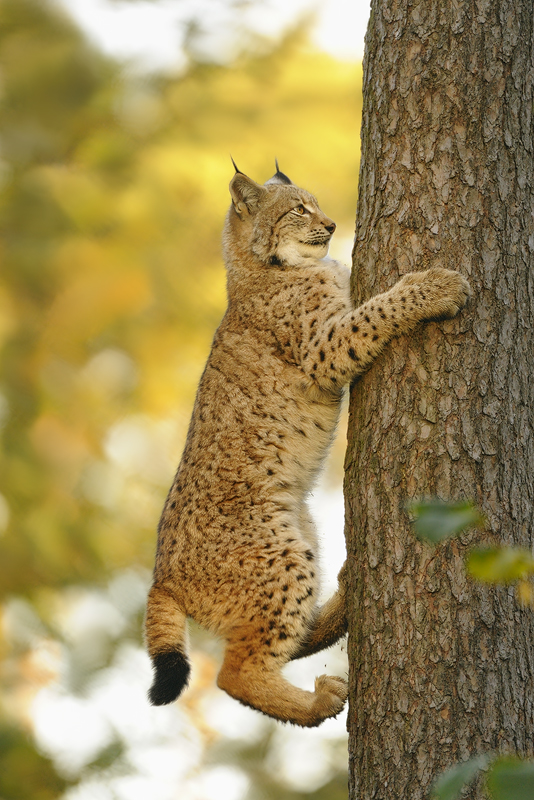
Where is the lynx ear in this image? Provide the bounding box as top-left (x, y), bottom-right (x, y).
top-left (265, 159), bottom-right (293, 186)
top-left (229, 172), bottom-right (266, 216)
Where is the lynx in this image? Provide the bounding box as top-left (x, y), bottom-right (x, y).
top-left (145, 163), bottom-right (471, 727)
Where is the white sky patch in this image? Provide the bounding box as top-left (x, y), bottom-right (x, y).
top-left (309, 486), bottom-right (346, 594)
top-left (313, 0), bottom-right (371, 59)
top-left (32, 643), bottom-right (203, 785)
top-left (200, 690), bottom-right (269, 741)
top-left (190, 766), bottom-right (250, 800)
top-left (267, 729), bottom-right (335, 791)
top-left (58, 0), bottom-right (190, 71)
top-left (32, 689), bottom-right (116, 776)
top-left (57, 0), bottom-right (371, 71)
top-left (104, 414), bottom-right (177, 484)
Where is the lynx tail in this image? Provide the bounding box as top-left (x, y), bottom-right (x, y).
top-left (145, 583), bottom-right (191, 706)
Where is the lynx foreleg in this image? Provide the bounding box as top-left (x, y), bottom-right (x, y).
top-left (299, 268), bottom-right (471, 387)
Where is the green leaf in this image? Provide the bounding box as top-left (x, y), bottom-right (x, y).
top-left (432, 754), bottom-right (492, 800)
top-left (486, 757), bottom-right (534, 800)
top-left (408, 499), bottom-right (484, 544)
top-left (467, 547), bottom-right (534, 584)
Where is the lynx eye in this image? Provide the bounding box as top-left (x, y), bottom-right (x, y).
top-left (294, 204), bottom-right (307, 215)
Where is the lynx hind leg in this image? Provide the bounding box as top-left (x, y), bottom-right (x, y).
top-left (215, 551), bottom-right (346, 725)
top-left (217, 636), bottom-right (347, 727)
top-left (290, 561), bottom-right (348, 661)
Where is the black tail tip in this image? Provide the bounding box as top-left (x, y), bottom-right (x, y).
top-left (148, 651), bottom-right (191, 706)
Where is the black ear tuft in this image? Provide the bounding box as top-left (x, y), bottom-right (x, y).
top-left (230, 155), bottom-right (244, 175)
top-left (265, 159), bottom-right (293, 186)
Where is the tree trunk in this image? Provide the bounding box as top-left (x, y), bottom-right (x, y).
top-left (345, 1), bottom-right (534, 797)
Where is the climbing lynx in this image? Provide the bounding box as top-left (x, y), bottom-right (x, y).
top-left (145, 163), bottom-right (471, 727)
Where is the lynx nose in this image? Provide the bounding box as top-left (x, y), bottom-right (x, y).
top-left (324, 220), bottom-right (336, 234)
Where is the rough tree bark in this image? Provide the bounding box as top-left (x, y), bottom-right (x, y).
top-left (344, 0), bottom-right (534, 797)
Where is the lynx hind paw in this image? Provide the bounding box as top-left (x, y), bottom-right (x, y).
top-left (314, 674), bottom-right (348, 719)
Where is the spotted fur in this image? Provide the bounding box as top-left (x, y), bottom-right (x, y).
top-left (145, 165), bottom-right (471, 727)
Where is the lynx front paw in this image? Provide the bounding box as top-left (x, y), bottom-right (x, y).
top-left (398, 268), bottom-right (471, 322)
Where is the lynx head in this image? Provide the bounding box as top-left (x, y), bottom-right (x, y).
top-left (223, 161), bottom-right (336, 270)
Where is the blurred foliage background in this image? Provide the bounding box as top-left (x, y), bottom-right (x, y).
top-left (0, 0), bottom-right (362, 797)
